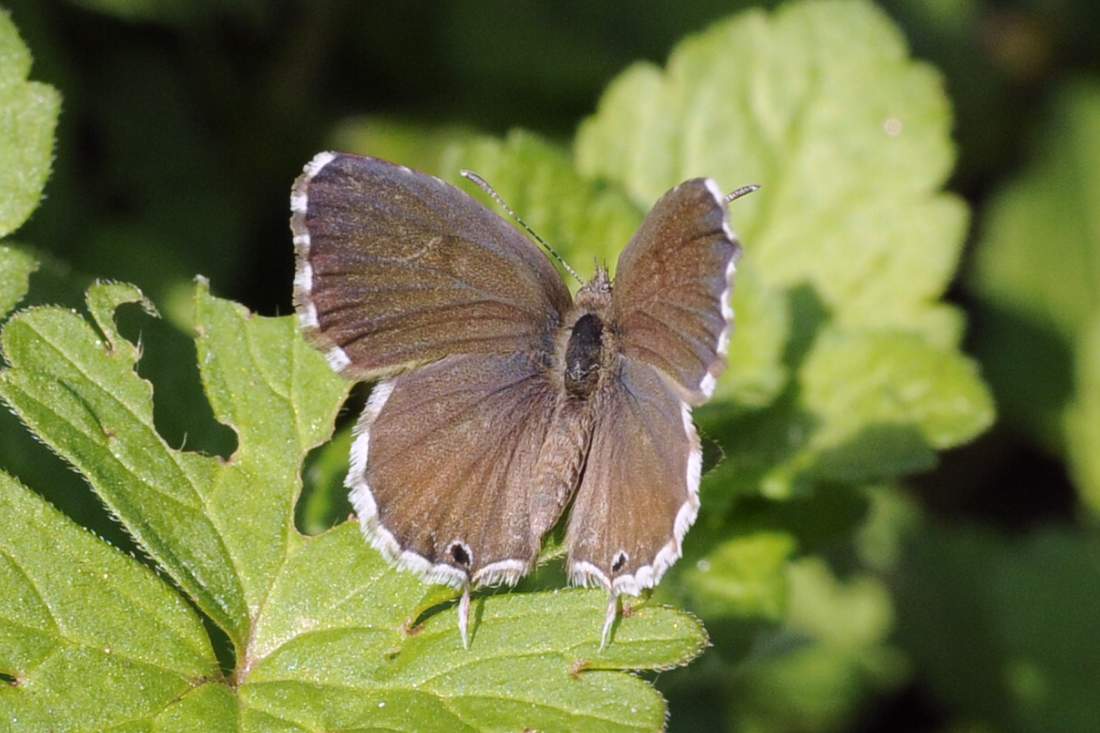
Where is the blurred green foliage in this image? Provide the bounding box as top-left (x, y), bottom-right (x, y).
top-left (970, 82), bottom-right (1100, 516)
top-left (897, 527), bottom-right (1100, 733)
top-left (0, 10), bottom-right (57, 239)
top-left (1, 0), bottom-right (1098, 730)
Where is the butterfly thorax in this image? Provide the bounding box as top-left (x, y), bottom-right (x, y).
top-left (562, 268), bottom-right (614, 399)
top-left (564, 314), bottom-right (603, 397)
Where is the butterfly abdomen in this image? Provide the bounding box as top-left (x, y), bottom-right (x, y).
top-left (529, 396), bottom-right (595, 542)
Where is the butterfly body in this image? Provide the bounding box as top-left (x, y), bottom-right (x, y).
top-left (561, 271), bottom-right (613, 395)
top-left (291, 152), bottom-right (744, 643)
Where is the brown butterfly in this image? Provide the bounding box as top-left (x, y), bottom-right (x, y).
top-left (290, 152), bottom-right (754, 648)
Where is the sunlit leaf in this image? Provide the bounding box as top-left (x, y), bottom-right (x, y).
top-left (0, 470), bottom-right (220, 730)
top-left (573, 0), bottom-right (989, 499)
top-left (717, 329), bottom-right (993, 499)
top-left (675, 531), bottom-right (795, 622)
top-left (576, 0), bottom-right (967, 346)
top-left (0, 281), bottom-right (707, 730)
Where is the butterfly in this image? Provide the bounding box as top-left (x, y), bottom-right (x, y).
top-left (290, 152), bottom-right (753, 648)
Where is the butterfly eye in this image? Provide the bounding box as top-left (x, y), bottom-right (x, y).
top-left (449, 541), bottom-right (473, 568)
top-left (612, 551), bottom-right (629, 573)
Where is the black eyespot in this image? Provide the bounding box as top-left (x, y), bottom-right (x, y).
top-left (450, 543), bottom-right (471, 567)
top-left (612, 552), bottom-right (627, 572)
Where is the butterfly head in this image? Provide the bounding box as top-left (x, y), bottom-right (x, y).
top-left (575, 266), bottom-right (611, 308)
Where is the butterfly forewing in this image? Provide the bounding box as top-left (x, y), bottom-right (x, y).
top-left (292, 152), bottom-right (571, 379)
top-left (611, 178), bottom-right (741, 404)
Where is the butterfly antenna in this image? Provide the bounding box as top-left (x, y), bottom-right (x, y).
top-left (461, 169), bottom-right (584, 286)
top-left (723, 183), bottom-right (761, 205)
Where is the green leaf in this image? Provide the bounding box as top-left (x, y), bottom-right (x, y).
top-left (0, 248), bottom-right (128, 557)
top-left (660, 536), bottom-right (906, 733)
top-left (567, 0), bottom-right (990, 497)
top-left (0, 279), bottom-right (348, 646)
top-left (675, 532), bottom-right (795, 623)
top-left (0, 280), bottom-right (707, 730)
top-left (241, 524), bottom-right (704, 732)
top-left (1066, 319), bottom-right (1100, 515)
top-left (725, 557), bottom-right (905, 733)
top-left (784, 558), bottom-right (894, 648)
top-left (709, 481), bottom-right (870, 560)
top-left (0, 277), bottom-right (354, 646)
top-left (971, 81), bottom-right (1100, 359)
top-left (714, 264), bottom-right (790, 409)
top-left (854, 484), bottom-right (923, 573)
top-left (969, 81), bottom-right (1100, 456)
top-left (0, 9), bottom-right (60, 239)
top-left (798, 330), bottom-right (993, 470)
top-left (576, 0), bottom-right (967, 346)
top-left (0, 470), bottom-right (220, 731)
top-left (0, 245), bottom-right (37, 321)
top-left (719, 329), bottom-right (993, 498)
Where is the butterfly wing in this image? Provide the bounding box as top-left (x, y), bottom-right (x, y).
top-left (565, 356), bottom-right (700, 594)
top-left (351, 353), bottom-right (586, 588)
top-left (292, 153), bottom-right (580, 588)
top-left (291, 152), bottom-right (571, 379)
top-left (610, 178), bottom-right (741, 404)
top-left (565, 178), bottom-right (738, 595)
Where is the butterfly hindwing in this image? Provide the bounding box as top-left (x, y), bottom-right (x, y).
top-left (350, 353), bottom-right (590, 588)
top-left (565, 356), bottom-right (700, 594)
